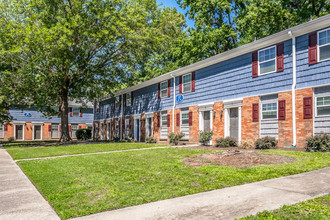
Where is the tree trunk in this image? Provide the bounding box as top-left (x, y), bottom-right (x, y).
top-left (59, 89), bottom-right (71, 142)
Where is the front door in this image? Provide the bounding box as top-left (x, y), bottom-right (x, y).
top-left (34, 125), bottom-right (41, 140)
top-left (229, 108), bottom-right (239, 141)
top-left (16, 125), bottom-right (23, 140)
top-left (147, 118), bottom-right (152, 137)
top-left (134, 119), bottom-right (140, 141)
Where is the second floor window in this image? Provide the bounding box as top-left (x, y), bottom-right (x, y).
top-left (259, 46), bottom-right (276, 75)
top-left (115, 96), bottom-right (120, 109)
top-left (126, 93), bottom-right (131, 107)
top-left (318, 28), bottom-right (330, 61)
top-left (262, 102), bottom-right (277, 119)
top-left (316, 96), bottom-right (330, 116)
top-left (160, 81), bottom-right (168, 98)
top-left (183, 73), bottom-right (192, 93)
top-left (72, 108), bottom-right (80, 117)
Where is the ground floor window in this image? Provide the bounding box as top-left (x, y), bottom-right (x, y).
top-left (262, 102), bottom-right (277, 119)
top-left (115, 118), bottom-right (119, 138)
top-left (0, 124), bottom-right (3, 138)
top-left (125, 118), bottom-right (130, 137)
top-left (181, 108), bottom-right (189, 138)
top-left (161, 112), bottom-right (167, 139)
top-left (71, 124), bottom-right (78, 138)
top-left (52, 124), bottom-right (59, 138)
top-left (316, 96), bottom-right (330, 116)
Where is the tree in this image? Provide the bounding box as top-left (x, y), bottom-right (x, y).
top-left (0, 0), bottom-right (186, 142)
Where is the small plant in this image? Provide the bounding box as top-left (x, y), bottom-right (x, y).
top-left (215, 137), bottom-right (238, 148)
top-left (240, 140), bottom-right (254, 149)
top-left (255, 136), bottom-right (278, 150)
top-left (146, 137), bottom-right (157, 144)
top-left (168, 132), bottom-right (185, 145)
top-left (112, 137), bottom-right (121, 142)
top-left (76, 129), bottom-right (92, 140)
top-left (8, 137), bottom-right (14, 143)
top-left (306, 133), bottom-right (330, 152)
top-left (199, 129), bottom-right (213, 146)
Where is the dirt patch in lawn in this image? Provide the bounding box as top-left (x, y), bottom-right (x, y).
top-left (183, 150), bottom-right (296, 168)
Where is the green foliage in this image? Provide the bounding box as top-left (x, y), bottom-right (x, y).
top-left (145, 137), bottom-right (157, 144)
top-left (255, 137), bottom-right (278, 150)
top-left (215, 137), bottom-right (238, 148)
top-left (7, 137), bottom-right (14, 143)
top-left (199, 130), bottom-right (213, 145)
top-left (112, 137), bottom-right (121, 143)
top-left (240, 140), bottom-right (254, 149)
top-left (306, 133), bottom-right (330, 152)
top-left (76, 129), bottom-right (92, 141)
top-left (168, 132), bottom-right (185, 145)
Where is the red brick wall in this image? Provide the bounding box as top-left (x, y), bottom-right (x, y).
top-left (141, 114), bottom-right (146, 142)
top-left (241, 96), bottom-right (260, 144)
top-left (174, 108), bottom-right (181, 134)
top-left (212, 101), bottom-right (225, 143)
top-left (167, 109), bottom-right (173, 137)
top-left (189, 105), bottom-right (199, 143)
top-left (153, 112), bottom-right (160, 141)
top-left (278, 91), bottom-right (293, 147)
top-left (295, 88), bottom-right (313, 148)
top-left (3, 122), bottom-right (14, 141)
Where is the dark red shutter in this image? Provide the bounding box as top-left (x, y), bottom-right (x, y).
top-left (48, 125), bottom-right (52, 132)
top-left (252, 103), bottom-right (259, 122)
top-left (157, 114), bottom-right (160, 127)
top-left (131, 92), bottom-right (133, 106)
top-left (167, 114), bottom-right (170, 127)
top-left (252, 51), bottom-right (258, 78)
top-left (189, 112), bottom-right (192, 126)
top-left (276, 43), bottom-right (284, 72)
top-left (303, 97), bottom-right (313, 119)
top-left (4, 124), bottom-right (8, 131)
top-left (79, 110), bottom-right (82, 117)
top-left (168, 79), bottom-right (171, 97)
top-left (179, 76), bottom-right (182, 94)
top-left (69, 107), bottom-right (73, 117)
top-left (308, 32), bottom-right (317, 65)
top-left (158, 83), bottom-right (161, 99)
top-left (278, 100), bottom-right (286, 120)
top-left (191, 71), bottom-right (195, 92)
top-left (123, 94), bottom-right (126, 107)
top-left (79, 125), bottom-right (82, 129)
top-left (176, 113), bottom-right (180, 126)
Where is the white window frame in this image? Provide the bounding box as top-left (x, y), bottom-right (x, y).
top-left (32, 123), bottom-right (43, 140)
top-left (115, 96), bottom-right (121, 109)
top-left (125, 118), bottom-right (130, 137)
top-left (0, 124), bottom-right (4, 139)
top-left (14, 123), bottom-right (25, 140)
top-left (71, 124), bottom-right (78, 138)
top-left (318, 27), bottom-right (330, 62)
top-left (160, 111), bottom-right (167, 139)
top-left (315, 95), bottom-right (330, 117)
top-left (261, 101), bottom-right (278, 120)
top-left (51, 124), bottom-right (59, 139)
top-left (126, 93), bottom-right (131, 107)
top-left (160, 81), bottom-right (168, 98)
top-left (180, 108), bottom-right (189, 139)
top-left (115, 118), bottom-right (119, 138)
top-left (72, 108), bottom-right (80, 117)
top-left (145, 113), bottom-right (153, 138)
top-left (258, 45), bottom-right (277, 76)
top-left (182, 73), bottom-right (192, 93)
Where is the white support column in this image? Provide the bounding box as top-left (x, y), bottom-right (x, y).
top-left (224, 109), bottom-right (229, 137)
top-left (238, 106), bottom-right (242, 143)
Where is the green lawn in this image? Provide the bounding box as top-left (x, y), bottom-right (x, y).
top-left (5, 142), bottom-right (165, 160)
top-left (240, 194), bottom-right (330, 219)
top-left (17, 149), bottom-right (330, 219)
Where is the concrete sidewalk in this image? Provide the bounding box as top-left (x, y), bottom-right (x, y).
top-left (73, 167), bottom-right (330, 220)
top-left (0, 148), bottom-right (59, 220)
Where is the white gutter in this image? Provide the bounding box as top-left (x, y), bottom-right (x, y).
top-left (171, 74), bottom-right (175, 133)
top-left (289, 31), bottom-right (297, 146)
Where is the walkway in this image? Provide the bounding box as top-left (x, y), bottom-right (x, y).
top-left (0, 148), bottom-right (59, 220)
top-left (72, 167), bottom-right (330, 220)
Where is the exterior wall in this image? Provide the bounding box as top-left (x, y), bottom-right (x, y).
top-left (278, 91), bottom-right (293, 147)
top-left (260, 94), bottom-right (278, 139)
top-left (295, 88), bottom-right (314, 147)
top-left (241, 96), bottom-right (260, 144)
top-left (314, 86), bottom-right (330, 134)
top-left (212, 102), bottom-right (225, 143)
top-left (153, 112), bottom-right (160, 141)
top-left (189, 105), bottom-right (199, 143)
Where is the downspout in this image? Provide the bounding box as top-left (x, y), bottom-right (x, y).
top-left (289, 31), bottom-right (297, 146)
top-left (171, 74), bottom-right (176, 133)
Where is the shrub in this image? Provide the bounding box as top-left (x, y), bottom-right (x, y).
top-left (168, 132), bottom-right (185, 145)
top-left (146, 137), bottom-right (157, 144)
top-left (199, 130), bottom-right (213, 146)
top-left (76, 129), bottom-right (92, 140)
top-left (112, 137), bottom-right (121, 142)
top-left (240, 140), bottom-right (254, 149)
top-left (8, 137), bottom-right (14, 143)
top-left (255, 136), bottom-right (278, 150)
top-left (215, 137), bottom-right (238, 148)
top-left (306, 133), bottom-right (330, 152)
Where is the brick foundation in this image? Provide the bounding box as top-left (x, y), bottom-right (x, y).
top-left (241, 96), bottom-right (260, 144)
top-left (189, 105), bottom-right (199, 143)
top-left (278, 91), bottom-right (293, 147)
top-left (212, 101), bottom-right (225, 143)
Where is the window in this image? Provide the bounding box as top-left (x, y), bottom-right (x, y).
top-left (115, 96), bottom-right (121, 109)
top-left (181, 108), bottom-right (189, 138)
top-left (161, 115), bottom-right (167, 126)
top-left (115, 118), bottom-right (119, 137)
top-left (125, 118), bottom-right (130, 137)
top-left (72, 108), bottom-right (80, 117)
top-left (316, 96), bottom-right (330, 116)
top-left (161, 112), bottom-right (167, 139)
top-left (262, 102), bottom-right (277, 119)
top-left (318, 28), bottom-right (330, 61)
top-left (259, 46), bottom-right (276, 75)
top-left (51, 124), bottom-right (59, 138)
top-left (182, 73), bottom-right (192, 93)
top-left (96, 104), bottom-right (100, 113)
top-left (126, 93), bottom-right (131, 107)
top-left (0, 124), bottom-right (3, 138)
top-left (160, 81), bottom-right (168, 98)
top-left (181, 112), bottom-right (189, 126)
top-left (71, 124), bottom-right (78, 138)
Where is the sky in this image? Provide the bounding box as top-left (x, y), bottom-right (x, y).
top-left (156, 0), bottom-right (195, 28)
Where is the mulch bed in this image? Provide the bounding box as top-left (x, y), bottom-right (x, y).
top-left (183, 149), bottom-right (296, 168)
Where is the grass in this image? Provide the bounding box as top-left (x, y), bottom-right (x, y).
top-left (5, 142), bottom-right (165, 160)
top-left (16, 149), bottom-right (330, 219)
top-left (240, 194), bottom-right (330, 219)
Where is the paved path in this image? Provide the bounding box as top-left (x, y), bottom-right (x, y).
top-left (73, 167), bottom-right (330, 220)
top-left (0, 148), bottom-right (59, 220)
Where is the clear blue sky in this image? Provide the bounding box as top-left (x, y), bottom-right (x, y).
top-left (156, 0), bottom-right (194, 28)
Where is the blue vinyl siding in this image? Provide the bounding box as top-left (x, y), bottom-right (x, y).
top-left (9, 107), bottom-right (94, 124)
top-left (296, 30), bottom-right (330, 89)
